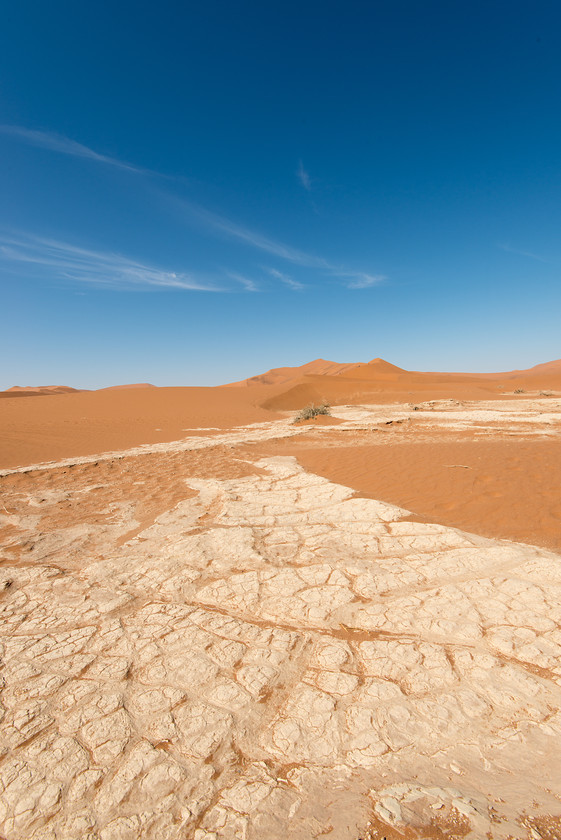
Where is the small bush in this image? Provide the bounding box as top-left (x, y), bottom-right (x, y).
top-left (293, 402), bottom-right (331, 423)
top-left (514, 388), bottom-right (525, 394)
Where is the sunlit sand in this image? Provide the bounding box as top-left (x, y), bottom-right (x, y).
top-left (1, 359), bottom-right (561, 838)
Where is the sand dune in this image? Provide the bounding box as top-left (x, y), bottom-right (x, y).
top-left (0, 386), bottom-right (281, 469)
top-left (227, 356), bottom-right (408, 387)
top-left (505, 357), bottom-right (561, 377)
top-left (1, 385), bottom-right (81, 398)
top-left (335, 356), bottom-right (408, 380)
top-left (1, 363), bottom-right (561, 837)
top-left (259, 435), bottom-right (561, 553)
top-left (225, 357), bottom-right (366, 386)
top-left (6, 385), bottom-right (79, 392)
top-left (2, 398), bottom-right (561, 838)
top-left (2, 356), bottom-right (561, 469)
top-left (98, 383), bottom-right (156, 391)
top-left (2, 383), bottom-right (155, 397)
top-left (230, 355), bottom-right (561, 387)
top-left (259, 371), bottom-right (502, 411)
top-left (233, 356), bottom-right (561, 411)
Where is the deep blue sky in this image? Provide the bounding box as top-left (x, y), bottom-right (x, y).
top-left (1, 0), bottom-right (560, 387)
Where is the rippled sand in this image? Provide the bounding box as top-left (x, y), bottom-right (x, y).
top-left (1, 399), bottom-right (561, 838)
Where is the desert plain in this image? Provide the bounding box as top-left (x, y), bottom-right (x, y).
top-left (1, 357), bottom-right (561, 840)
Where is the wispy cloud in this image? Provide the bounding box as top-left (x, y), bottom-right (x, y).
top-left (267, 267), bottom-right (304, 290)
top-left (169, 194), bottom-right (332, 268)
top-left (499, 243), bottom-right (549, 263)
top-left (227, 271), bottom-right (260, 292)
top-left (0, 124), bottom-right (153, 175)
top-left (171, 196), bottom-right (386, 289)
top-left (0, 233), bottom-right (221, 291)
top-left (297, 159), bottom-right (312, 191)
top-left (1, 126), bottom-right (387, 291)
top-left (2, 126), bottom-right (325, 266)
top-left (341, 272), bottom-right (386, 289)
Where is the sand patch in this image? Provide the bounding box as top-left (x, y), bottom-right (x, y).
top-left (1, 398), bottom-right (561, 837)
top-left (250, 436), bottom-right (561, 553)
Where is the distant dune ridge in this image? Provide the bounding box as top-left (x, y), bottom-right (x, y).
top-left (225, 358), bottom-right (368, 386)
top-left (0, 354), bottom-right (560, 469)
top-left (1, 383), bottom-right (154, 398)
top-left (98, 383), bottom-right (156, 391)
top-left (3, 356), bottom-right (560, 400)
top-left (225, 356), bottom-right (406, 387)
top-left (2, 354), bottom-right (561, 553)
top-left (228, 355), bottom-right (561, 411)
top-left (516, 358), bottom-right (561, 375)
top-left (1, 385), bottom-right (81, 398)
top-left (6, 385), bottom-right (79, 392)
top-left (227, 355), bottom-right (561, 388)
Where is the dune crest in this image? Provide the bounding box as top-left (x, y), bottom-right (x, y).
top-left (98, 383), bottom-right (156, 391)
top-left (1, 385), bottom-right (81, 399)
top-left (2, 355), bottom-right (561, 465)
top-left (6, 384), bottom-right (79, 392)
top-left (2, 399), bottom-right (561, 838)
top-left (226, 358), bottom-right (365, 387)
top-left (234, 356), bottom-right (561, 410)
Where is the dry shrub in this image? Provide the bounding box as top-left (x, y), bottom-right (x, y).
top-left (293, 403), bottom-right (331, 423)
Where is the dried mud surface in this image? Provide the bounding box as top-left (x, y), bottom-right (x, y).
top-left (1, 400), bottom-right (561, 839)
top-left (253, 404), bottom-right (561, 553)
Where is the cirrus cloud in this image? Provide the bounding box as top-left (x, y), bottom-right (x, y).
top-left (0, 232), bottom-right (222, 291)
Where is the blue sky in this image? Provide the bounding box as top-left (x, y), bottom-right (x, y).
top-left (1, 0), bottom-right (560, 388)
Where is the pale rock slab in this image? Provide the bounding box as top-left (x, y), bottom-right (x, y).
top-left (1, 436), bottom-right (561, 838)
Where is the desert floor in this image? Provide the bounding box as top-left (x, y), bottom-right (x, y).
top-left (1, 392), bottom-right (561, 839)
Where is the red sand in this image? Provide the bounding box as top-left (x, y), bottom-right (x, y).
top-left (2, 356), bottom-right (560, 472)
top-left (1, 385), bottom-right (81, 398)
top-left (256, 437), bottom-right (561, 554)
top-left (98, 383), bottom-right (156, 391)
top-left (2, 357), bottom-right (561, 554)
top-left (248, 357), bottom-right (561, 411)
top-left (0, 386), bottom-right (280, 469)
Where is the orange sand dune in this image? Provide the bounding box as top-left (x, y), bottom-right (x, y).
top-left (97, 383), bottom-right (156, 391)
top-left (0, 386), bottom-right (280, 469)
top-left (7, 385), bottom-right (75, 391)
top-left (226, 358), bottom-right (365, 387)
top-left (232, 356), bottom-right (561, 411)
top-left (334, 357), bottom-right (408, 380)
top-left (421, 359), bottom-right (561, 391)
top-left (230, 355), bottom-right (561, 388)
top-left (251, 435), bottom-right (561, 554)
top-left (2, 356), bottom-right (561, 469)
top-left (299, 438), bottom-right (561, 554)
top-left (1, 385), bottom-right (81, 399)
top-left (508, 357), bottom-right (561, 376)
top-left (260, 371), bottom-right (503, 411)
